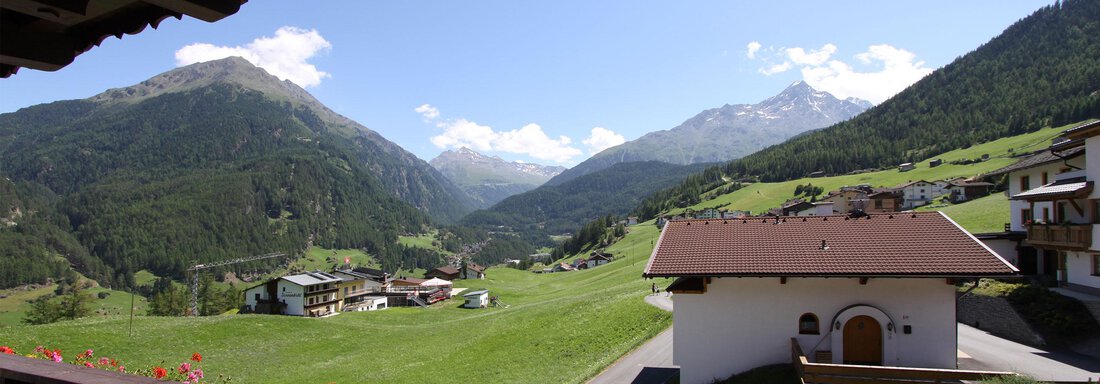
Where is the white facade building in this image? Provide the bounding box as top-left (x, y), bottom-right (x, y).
top-left (644, 212), bottom-right (1016, 384)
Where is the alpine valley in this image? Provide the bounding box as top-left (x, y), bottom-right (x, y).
top-left (429, 147), bottom-right (565, 208)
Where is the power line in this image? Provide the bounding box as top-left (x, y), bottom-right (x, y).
top-left (188, 252), bottom-right (286, 316)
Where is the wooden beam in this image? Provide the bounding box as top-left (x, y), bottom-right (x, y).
top-left (0, 24), bottom-right (73, 70)
top-left (142, 0), bottom-right (242, 23)
top-left (0, 0), bottom-right (90, 22)
top-left (1070, 199), bottom-right (1084, 217)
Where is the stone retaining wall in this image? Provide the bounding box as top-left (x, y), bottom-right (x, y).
top-left (957, 294), bottom-right (1044, 346)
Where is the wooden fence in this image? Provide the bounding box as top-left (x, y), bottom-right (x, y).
top-left (790, 338), bottom-right (1016, 384)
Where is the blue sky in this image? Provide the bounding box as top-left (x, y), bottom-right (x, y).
top-left (0, 1), bottom-right (1055, 166)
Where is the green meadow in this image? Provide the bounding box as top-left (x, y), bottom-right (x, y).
top-left (0, 223), bottom-right (670, 383)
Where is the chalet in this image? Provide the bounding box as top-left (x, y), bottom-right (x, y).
top-left (867, 190), bottom-right (903, 213)
top-left (992, 120), bottom-right (1100, 291)
top-left (627, 216), bottom-right (639, 226)
top-left (898, 162), bottom-right (915, 172)
top-left (891, 180), bottom-right (938, 209)
top-left (587, 253), bottom-right (613, 268)
top-left (244, 271), bottom-right (344, 317)
top-left (697, 208), bottom-right (721, 219)
top-left (947, 180), bottom-right (993, 203)
top-left (644, 213), bottom-right (1016, 384)
top-left (463, 263), bottom-right (486, 279)
top-left (463, 289), bottom-right (490, 308)
top-left (425, 266), bottom-right (461, 281)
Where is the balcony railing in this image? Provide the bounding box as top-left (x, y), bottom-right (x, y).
top-left (790, 338), bottom-right (1015, 383)
top-left (1027, 224), bottom-right (1092, 250)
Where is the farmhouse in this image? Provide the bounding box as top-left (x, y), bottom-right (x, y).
top-left (644, 213), bottom-right (1016, 384)
top-left (463, 263), bottom-right (486, 279)
top-left (425, 266), bottom-right (461, 280)
top-left (586, 252), bottom-right (613, 268)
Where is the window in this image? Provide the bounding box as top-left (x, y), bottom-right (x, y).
top-left (1093, 202), bottom-right (1100, 224)
top-left (254, 293), bottom-right (260, 301)
top-left (1020, 175), bottom-right (1031, 191)
top-left (799, 313), bottom-right (820, 335)
top-left (1093, 255), bottom-right (1100, 276)
top-left (874, 199), bottom-right (883, 209)
top-left (1022, 208), bottom-right (1032, 225)
top-left (1041, 172), bottom-right (1048, 185)
top-left (1043, 207), bottom-right (1050, 223)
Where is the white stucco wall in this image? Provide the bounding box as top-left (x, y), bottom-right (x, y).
top-left (243, 285), bottom-right (266, 310)
top-left (981, 238), bottom-right (1019, 266)
top-left (1066, 251), bottom-right (1100, 289)
top-left (276, 280), bottom-right (305, 316)
top-left (674, 277), bottom-right (957, 384)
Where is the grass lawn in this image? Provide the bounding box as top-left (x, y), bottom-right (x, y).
top-left (0, 222), bottom-right (671, 383)
top-left (916, 193), bottom-right (1010, 233)
top-left (676, 123), bottom-right (1074, 217)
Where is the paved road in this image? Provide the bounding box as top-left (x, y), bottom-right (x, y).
top-left (957, 323), bottom-right (1100, 382)
top-left (587, 295), bottom-right (677, 384)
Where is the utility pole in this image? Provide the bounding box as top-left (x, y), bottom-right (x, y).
top-left (187, 252), bottom-right (286, 316)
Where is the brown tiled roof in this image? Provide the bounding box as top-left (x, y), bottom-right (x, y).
top-left (643, 212), bottom-right (1016, 277)
top-left (985, 146), bottom-right (1084, 177)
top-left (428, 266), bottom-right (460, 275)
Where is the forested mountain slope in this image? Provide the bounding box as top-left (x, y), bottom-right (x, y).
top-left (0, 58), bottom-right (472, 288)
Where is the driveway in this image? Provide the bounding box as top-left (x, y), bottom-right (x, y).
top-left (957, 323), bottom-right (1100, 382)
top-left (587, 294), bottom-right (677, 384)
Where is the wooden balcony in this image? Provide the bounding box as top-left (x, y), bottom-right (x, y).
top-left (1026, 224), bottom-right (1092, 250)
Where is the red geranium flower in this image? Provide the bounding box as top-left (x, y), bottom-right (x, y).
top-left (0, 346), bottom-right (14, 355)
top-left (152, 366), bottom-right (167, 379)
top-left (190, 353), bottom-right (202, 362)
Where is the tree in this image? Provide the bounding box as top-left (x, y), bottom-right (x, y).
top-left (22, 295), bottom-right (63, 325)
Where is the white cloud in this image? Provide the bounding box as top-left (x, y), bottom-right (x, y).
top-left (429, 118), bottom-right (496, 152)
top-left (785, 44), bottom-right (837, 66)
top-left (801, 44), bottom-right (932, 104)
top-left (423, 106), bottom-right (585, 164)
top-left (175, 26), bottom-right (332, 87)
top-left (415, 104), bottom-right (439, 120)
top-left (583, 127), bottom-right (626, 154)
top-left (495, 124), bottom-right (582, 163)
top-left (746, 41), bottom-right (762, 59)
top-left (751, 42), bottom-right (932, 104)
top-left (759, 62), bottom-right (792, 76)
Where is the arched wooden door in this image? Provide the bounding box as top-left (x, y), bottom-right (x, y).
top-left (843, 315), bottom-right (883, 365)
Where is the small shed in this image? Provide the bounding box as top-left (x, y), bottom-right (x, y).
top-left (929, 158), bottom-right (943, 168)
top-left (898, 163), bottom-right (915, 172)
top-left (463, 290), bottom-right (489, 308)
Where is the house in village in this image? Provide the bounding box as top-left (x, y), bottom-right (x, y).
top-left (696, 208), bottom-right (722, 219)
top-left (244, 271), bottom-right (344, 317)
top-left (425, 265), bottom-right (461, 280)
top-left (553, 262), bottom-right (576, 272)
top-left (463, 289), bottom-right (490, 308)
top-left (980, 120), bottom-right (1100, 291)
top-left (644, 213), bottom-right (1016, 384)
top-left (627, 216), bottom-right (639, 226)
top-left (387, 277), bottom-right (453, 306)
top-left (463, 263), bottom-right (486, 279)
top-left (820, 186), bottom-right (873, 214)
top-left (587, 252), bottom-right (613, 268)
top-left (866, 190), bottom-right (903, 213)
top-left (573, 258), bottom-right (588, 270)
top-left (892, 180), bottom-right (939, 209)
top-left (947, 180), bottom-right (993, 203)
top-left (333, 268), bottom-right (389, 311)
top-left (781, 199), bottom-right (816, 216)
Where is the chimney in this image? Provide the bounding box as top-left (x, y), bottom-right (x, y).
top-left (814, 201), bottom-right (835, 216)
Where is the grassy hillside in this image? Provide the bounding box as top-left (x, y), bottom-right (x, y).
top-left (673, 123), bottom-right (1072, 217)
top-left (0, 223), bottom-right (669, 383)
top-left (916, 193), bottom-right (1010, 234)
top-left (0, 284), bottom-right (149, 327)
